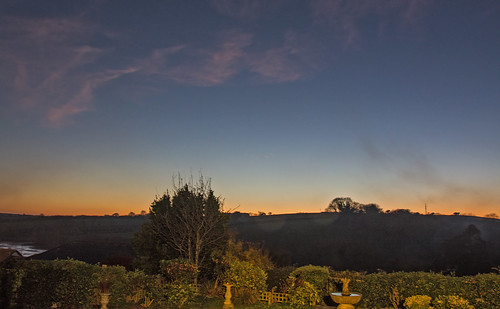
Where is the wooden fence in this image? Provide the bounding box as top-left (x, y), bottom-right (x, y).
top-left (258, 291), bottom-right (290, 304)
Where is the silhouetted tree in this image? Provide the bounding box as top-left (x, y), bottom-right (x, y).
top-left (133, 176), bottom-right (229, 280)
top-left (360, 203), bottom-right (383, 214)
top-left (325, 197), bottom-right (362, 213)
top-left (388, 209), bottom-right (412, 215)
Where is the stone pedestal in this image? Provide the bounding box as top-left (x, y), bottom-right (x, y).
top-left (100, 293), bottom-right (111, 309)
top-left (222, 283), bottom-right (234, 309)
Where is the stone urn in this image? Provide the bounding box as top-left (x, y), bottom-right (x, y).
top-left (100, 292), bottom-right (111, 309)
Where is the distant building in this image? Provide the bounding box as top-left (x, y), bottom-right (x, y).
top-left (0, 248), bottom-right (23, 265)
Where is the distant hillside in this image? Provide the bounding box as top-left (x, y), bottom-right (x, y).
top-left (1, 212), bottom-right (499, 274)
top-left (230, 212), bottom-right (500, 275)
top-left (31, 241), bottom-right (135, 268)
top-left (0, 213), bottom-right (146, 248)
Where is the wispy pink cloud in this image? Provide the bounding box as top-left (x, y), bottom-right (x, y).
top-left (137, 31), bottom-right (253, 86)
top-left (46, 67), bottom-right (137, 126)
top-left (248, 48), bottom-right (301, 83)
top-left (248, 31), bottom-right (320, 83)
top-left (136, 29), bottom-right (320, 86)
top-left (0, 16), bottom-right (132, 126)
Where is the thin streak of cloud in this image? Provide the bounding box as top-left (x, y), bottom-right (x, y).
top-left (47, 67), bottom-right (137, 127)
top-left (361, 139), bottom-right (489, 207)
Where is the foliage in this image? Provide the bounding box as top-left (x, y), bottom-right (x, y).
top-left (267, 266), bottom-right (297, 292)
top-left (164, 281), bottom-right (198, 308)
top-left (324, 197), bottom-right (383, 214)
top-left (464, 273), bottom-right (500, 309)
top-left (325, 197), bottom-right (362, 213)
top-left (286, 279), bottom-right (318, 308)
top-left (224, 259), bottom-right (267, 291)
top-left (99, 266), bottom-right (167, 308)
top-left (290, 265), bottom-right (330, 295)
top-left (223, 259), bottom-right (267, 304)
top-left (9, 259), bottom-right (99, 308)
top-left (0, 266), bottom-right (25, 308)
top-left (224, 237), bottom-right (274, 271)
top-left (404, 295), bottom-right (433, 309)
top-left (132, 220), bottom-right (171, 274)
top-left (133, 176), bottom-right (229, 279)
top-left (348, 272), bottom-right (500, 309)
top-left (160, 258), bottom-right (198, 283)
top-left (433, 295), bottom-right (474, 309)
top-left (159, 259), bottom-right (199, 308)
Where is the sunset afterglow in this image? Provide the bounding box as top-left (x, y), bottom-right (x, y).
top-left (1, 1), bottom-right (499, 217)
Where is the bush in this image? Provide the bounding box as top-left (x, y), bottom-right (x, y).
top-left (12, 259), bottom-right (100, 308)
top-left (289, 265), bottom-right (329, 295)
top-left (224, 259), bottom-right (267, 304)
top-left (287, 280), bottom-right (319, 308)
top-left (164, 282), bottom-right (198, 308)
top-left (267, 266), bottom-right (296, 292)
top-left (0, 266), bottom-right (25, 308)
top-left (465, 273), bottom-right (500, 309)
top-left (103, 266), bottom-right (167, 308)
top-left (433, 295), bottom-right (474, 309)
top-left (160, 258), bottom-right (198, 283)
top-left (404, 295), bottom-right (432, 309)
top-left (349, 272), bottom-right (500, 309)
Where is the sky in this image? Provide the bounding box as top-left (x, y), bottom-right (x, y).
top-left (1, 0), bottom-right (499, 216)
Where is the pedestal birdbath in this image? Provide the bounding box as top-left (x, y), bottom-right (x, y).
top-left (330, 278), bottom-right (362, 309)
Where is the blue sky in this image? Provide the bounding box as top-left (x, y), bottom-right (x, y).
top-left (1, 0), bottom-right (499, 216)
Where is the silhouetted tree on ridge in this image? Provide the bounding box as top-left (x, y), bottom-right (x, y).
top-left (325, 197), bottom-right (383, 214)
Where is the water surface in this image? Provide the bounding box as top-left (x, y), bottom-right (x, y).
top-left (0, 242), bottom-right (47, 257)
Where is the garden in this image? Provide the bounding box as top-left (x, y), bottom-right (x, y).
top-left (1, 259), bottom-right (499, 308)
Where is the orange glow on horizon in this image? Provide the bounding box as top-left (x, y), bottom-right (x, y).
top-left (1, 191), bottom-right (498, 217)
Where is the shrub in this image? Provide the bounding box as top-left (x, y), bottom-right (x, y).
top-left (224, 259), bottom-right (267, 304)
top-left (267, 266), bottom-right (296, 292)
top-left (404, 295), bottom-right (432, 309)
top-left (164, 281), bottom-right (198, 308)
top-left (465, 273), bottom-right (500, 309)
top-left (433, 295), bottom-right (474, 309)
top-left (287, 280), bottom-right (319, 308)
top-left (289, 265), bottom-right (329, 295)
top-left (105, 267), bottom-right (167, 308)
top-left (160, 258), bottom-right (198, 283)
top-left (0, 266), bottom-right (25, 308)
top-left (13, 259), bottom-right (99, 308)
top-left (224, 259), bottom-right (267, 292)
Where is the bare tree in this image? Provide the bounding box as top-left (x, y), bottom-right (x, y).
top-left (136, 176), bottom-right (229, 281)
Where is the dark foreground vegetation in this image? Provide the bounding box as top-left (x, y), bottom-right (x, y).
top-left (1, 259), bottom-right (499, 308)
top-left (1, 180), bottom-right (500, 308)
